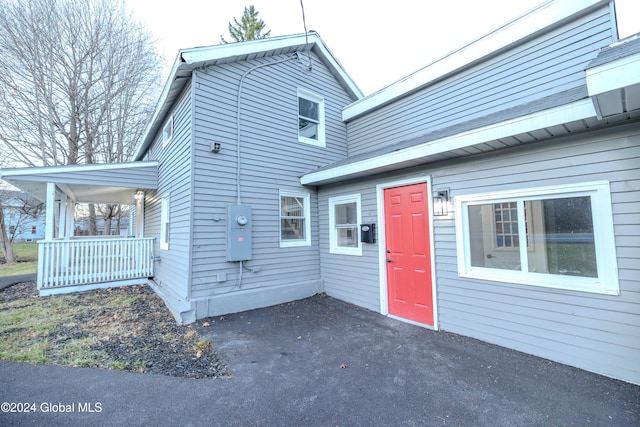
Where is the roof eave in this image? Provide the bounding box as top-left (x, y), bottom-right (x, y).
top-left (302, 99), bottom-right (598, 186)
top-left (342, 0), bottom-right (610, 122)
top-left (586, 48), bottom-right (640, 118)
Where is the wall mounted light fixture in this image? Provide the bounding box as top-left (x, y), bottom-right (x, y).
top-left (134, 190), bottom-right (145, 201)
top-left (433, 189), bottom-right (450, 216)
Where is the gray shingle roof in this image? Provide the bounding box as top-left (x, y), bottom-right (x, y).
top-left (586, 33), bottom-right (640, 69)
top-left (309, 86), bottom-right (589, 173)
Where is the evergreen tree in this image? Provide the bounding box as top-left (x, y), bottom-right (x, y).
top-left (221, 5), bottom-right (271, 44)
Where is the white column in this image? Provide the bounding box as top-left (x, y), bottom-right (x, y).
top-left (57, 194), bottom-right (67, 239)
top-left (65, 199), bottom-right (74, 239)
top-left (135, 196), bottom-right (145, 238)
top-left (45, 183), bottom-right (56, 240)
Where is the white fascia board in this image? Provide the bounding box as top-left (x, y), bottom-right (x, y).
top-left (311, 36), bottom-right (364, 100)
top-left (0, 161), bottom-right (158, 178)
top-left (181, 33), bottom-right (362, 99)
top-left (181, 33), bottom-right (311, 64)
top-left (133, 54), bottom-right (183, 161)
top-left (343, 0), bottom-right (607, 121)
top-left (302, 99), bottom-right (596, 185)
top-left (586, 52), bottom-right (640, 96)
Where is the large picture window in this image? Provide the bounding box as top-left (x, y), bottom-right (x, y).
top-left (280, 191), bottom-right (311, 247)
top-left (329, 194), bottom-right (362, 256)
top-left (456, 181), bottom-right (619, 295)
top-left (297, 88), bottom-right (325, 147)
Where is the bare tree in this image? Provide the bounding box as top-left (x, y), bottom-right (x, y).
top-left (1, 192), bottom-right (44, 244)
top-left (0, 0), bottom-right (161, 168)
top-left (0, 0), bottom-right (161, 236)
top-left (0, 198), bottom-right (14, 264)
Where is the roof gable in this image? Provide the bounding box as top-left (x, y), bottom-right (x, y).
top-left (133, 32), bottom-right (362, 160)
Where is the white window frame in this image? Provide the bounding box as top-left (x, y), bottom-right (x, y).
top-left (162, 115), bottom-right (174, 148)
top-left (279, 190), bottom-right (311, 247)
top-left (297, 88), bottom-right (325, 147)
top-left (160, 196), bottom-right (170, 250)
top-left (455, 181), bottom-right (619, 295)
top-left (329, 194), bottom-right (362, 256)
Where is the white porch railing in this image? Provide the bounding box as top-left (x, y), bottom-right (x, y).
top-left (37, 237), bottom-right (155, 291)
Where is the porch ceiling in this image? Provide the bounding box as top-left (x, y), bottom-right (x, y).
top-left (0, 161), bottom-right (158, 204)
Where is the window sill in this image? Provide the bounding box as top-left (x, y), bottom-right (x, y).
top-left (280, 240), bottom-right (311, 248)
top-left (459, 268), bottom-right (620, 296)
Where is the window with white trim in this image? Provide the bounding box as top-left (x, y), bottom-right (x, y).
top-left (162, 115), bottom-right (173, 148)
top-left (329, 194), bottom-right (362, 256)
top-left (297, 88), bottom-right (325, 147)
top-left (456, 181), bottom-right (619, 295)
top-left (160, 196), bottom-right (170, 250)
top-left (279, 191), bottom-right (311, 247)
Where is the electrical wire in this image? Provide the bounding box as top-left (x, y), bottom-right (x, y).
top-left (299, 0), bottom-right (312, 68)
top-left (235, 54), bottom-right (297, 288)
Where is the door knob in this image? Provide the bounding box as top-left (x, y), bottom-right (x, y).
top-left (386, 259), bottom-right (392, 263)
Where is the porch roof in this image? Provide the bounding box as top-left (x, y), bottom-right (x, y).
top-left (300, 86), bottom-right (640, 186)
top-left (0, 161), bottom-right (158, 204)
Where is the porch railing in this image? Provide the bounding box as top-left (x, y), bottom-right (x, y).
top-left (37, 237), bottom-right (155, 290)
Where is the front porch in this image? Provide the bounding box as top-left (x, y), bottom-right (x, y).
top-left (0, 162), bottom-right (159, 295)
top-left (37, 237), bottom-right (155, 295)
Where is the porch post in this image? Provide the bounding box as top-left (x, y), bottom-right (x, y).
top-left (45, 182), bottom-right (56, 240)
top-left (135, 195), bottom-right (145, 238)
top-left (65, 200), bottom-right (74, 239)
top-left (57, 194), bottom-right (67, 239)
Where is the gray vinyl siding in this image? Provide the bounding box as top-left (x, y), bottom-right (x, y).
top-left (346, 5), bottom-right (614, 156)
top-left (319, 183), bottom-right (381, 312)
top-left (321, 123), bottom-right (639, 384)
top-left (190, 53), bottom-right (355, 300)
top-left (143, 85), bottom-right (193, 301)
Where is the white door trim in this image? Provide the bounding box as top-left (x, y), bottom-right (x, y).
top-left (375, 176), bottom-right (439, 330)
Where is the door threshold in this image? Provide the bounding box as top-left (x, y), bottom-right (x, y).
top-left (388, 314), bottom-right (437, 331)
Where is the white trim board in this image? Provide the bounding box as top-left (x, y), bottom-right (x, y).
top-left (302, 99), bottom-right (597, 186)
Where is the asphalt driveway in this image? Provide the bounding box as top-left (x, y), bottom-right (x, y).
top-left (1, 294), bottom-right (638, 426)
top-left (0, 273), bottom-right (36, 291)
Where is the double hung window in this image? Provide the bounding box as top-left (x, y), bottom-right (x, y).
top-left (297, 88), bottom-right (325, 147)
top-left (329, 194), bottom-right (362, 256)
top-left (280, 191), bottom-right (311, 247)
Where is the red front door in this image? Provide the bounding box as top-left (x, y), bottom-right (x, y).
top-left (384, 183), bottom-right (434, 326)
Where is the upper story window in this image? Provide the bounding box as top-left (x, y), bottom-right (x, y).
top-left (329, 194), bottom-right (362, 256)
top-left (162, 115), bottom-right (174, 148)
top-left (455, 181), bottom-right (619, 295)
top-left (297, 88), bottom-right (325, 147)
top-left (280, 190), bottom-right (311, 247)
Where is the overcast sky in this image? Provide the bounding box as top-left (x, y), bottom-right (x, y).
top-left (128, 0), bottom-right (640, 95)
